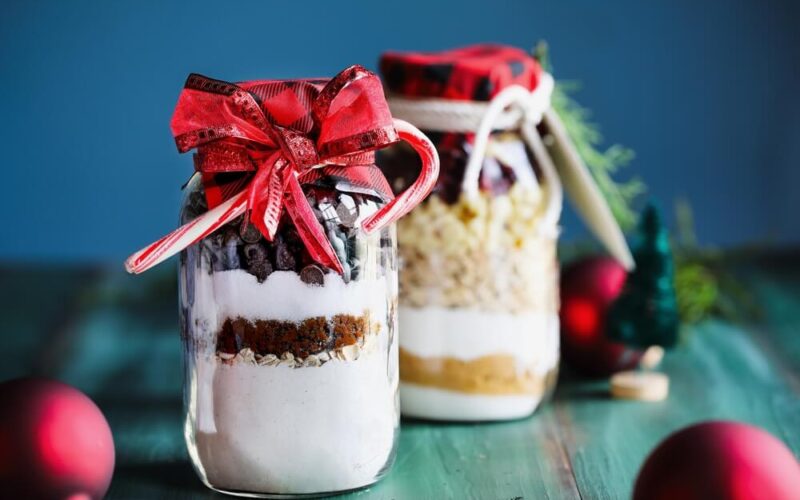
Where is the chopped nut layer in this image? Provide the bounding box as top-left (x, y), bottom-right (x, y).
top-left (398, 186), bottom-right (559, 313)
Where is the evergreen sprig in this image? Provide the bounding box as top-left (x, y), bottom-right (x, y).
top-left (671, 199), bottom-right (760, 324)
top-left (550, 85), bottom-right (645, 230)
top-left (534, 41), bottom-right (645, 231)
top-left (535, 41), bottom-right (756, 326)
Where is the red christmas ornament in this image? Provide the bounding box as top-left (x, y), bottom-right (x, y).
top-left (560, 256), bottom-right (644, 376)
top-left (634, 421), bottom-right (800, 500)
top-left (0, 378), bottom-right (115, 500)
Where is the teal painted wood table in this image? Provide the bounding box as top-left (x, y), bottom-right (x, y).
top-left (1, 252), bottom-right (798, 499)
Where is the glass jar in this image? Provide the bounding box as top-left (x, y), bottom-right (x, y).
top-left (179, 175), bottom-right (399, 496)
top-left (380, 46), bottom-right (562, 421)
top-left (125, 67), bottom-right (438, 497)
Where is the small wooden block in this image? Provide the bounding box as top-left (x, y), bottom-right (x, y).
top-left (640, 346), bottom-right (665, 369)
top-left (610, 371), bottom-right (669, 401)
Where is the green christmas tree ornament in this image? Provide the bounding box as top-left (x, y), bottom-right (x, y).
top-left (607, 204), bottom-right (680, 348)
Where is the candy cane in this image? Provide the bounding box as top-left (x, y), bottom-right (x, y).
top-left (362, 119), bottom-right (440, 233)
top-left (124, 191), bottom-right (248, 274)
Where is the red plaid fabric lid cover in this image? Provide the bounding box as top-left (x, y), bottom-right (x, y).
top-left (380, 44), bottom-right (543, 102)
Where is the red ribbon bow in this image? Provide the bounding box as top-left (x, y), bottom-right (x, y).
top-left (171, 66), bottom-right (400, 274)
top-left (125, 66), bottom-right (438, 275)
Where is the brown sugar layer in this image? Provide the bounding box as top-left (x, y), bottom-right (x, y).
top-left (218, 313), bottom-right (369, 359)
top-left (399, 348), bottom-right (554, 396)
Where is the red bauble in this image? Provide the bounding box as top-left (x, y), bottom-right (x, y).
top-left (634, 421), bottom-right (800, 499)
top-left (0, 378), bottom-right (115, 500)
top-left (560, 256), bottom-right (644, 376)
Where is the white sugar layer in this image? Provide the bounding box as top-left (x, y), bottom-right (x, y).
top-left (400, 383), bottom-right (542, 421)
top-left (213, 270), bottom-right (388, 322)
top-left (399, 306), bottom-right (559, 373)
top-left (190, 340), bottom-right (398, 494)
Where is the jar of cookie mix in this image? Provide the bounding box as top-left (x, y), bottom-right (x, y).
top-left (379, 45), bottom-right (566, 421)
top-left (126, 67), bottom-right (438, 496)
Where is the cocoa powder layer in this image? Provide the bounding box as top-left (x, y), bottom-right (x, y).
top-left (399, 348), bottom-right (553, 396)
top-left (218, 313), bottom-right (368, 359)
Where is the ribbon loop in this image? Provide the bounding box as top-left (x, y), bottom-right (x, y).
top-left (312, 65), bottom-right (373, 126)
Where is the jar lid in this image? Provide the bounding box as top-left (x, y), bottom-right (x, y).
top-left (380, 44), bottom-right (543, 102)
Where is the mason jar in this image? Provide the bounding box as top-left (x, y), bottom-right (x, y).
top-left (125, 66), bottom-right (438, 496)
top-left (179, 175), bottom-right (400, 496)
top-left (379, 45), bottom-right (563, 421)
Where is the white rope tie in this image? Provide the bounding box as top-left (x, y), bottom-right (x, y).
top-left (387, 73), bottom-right (554, 133)
top-left (387, 73), bottom-right (562, 236)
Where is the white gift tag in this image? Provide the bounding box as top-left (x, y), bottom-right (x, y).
top-left (542, 109), bottom-right (635, 270)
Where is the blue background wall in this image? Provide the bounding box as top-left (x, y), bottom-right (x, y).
top-left (1, 0), bottom-right (798, 261)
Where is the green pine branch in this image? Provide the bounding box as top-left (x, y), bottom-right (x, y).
top-left (535, 41), bottom-right (757, 325)
top-left (534, 41), bottom-right (645, 232)
top-left (671, 198), bottom-right (760, 324)
top-left (550, 83), bottom-right (645, 231)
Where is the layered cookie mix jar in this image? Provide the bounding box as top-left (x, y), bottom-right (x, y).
top-left (126, 67), bottom-right (438, 496)
top-left (380, 46), bottom-right (561, 421)
top-left (380, 45), bottom-right (633, 421)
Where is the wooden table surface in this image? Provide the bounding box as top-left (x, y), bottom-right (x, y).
top-left (1, 252), bottom-right (798, 499)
